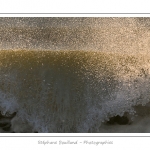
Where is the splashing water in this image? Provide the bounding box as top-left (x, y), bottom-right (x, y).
top-left (0, 18), bottom-right (150, 132)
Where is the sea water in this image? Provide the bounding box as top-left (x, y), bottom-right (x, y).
top-left (0, 18), bottom-right (150, 133)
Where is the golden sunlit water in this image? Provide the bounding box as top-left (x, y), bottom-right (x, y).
top-left (0, 18), bottom-right (150, 133)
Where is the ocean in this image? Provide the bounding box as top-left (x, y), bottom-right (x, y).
top-left (0, 18), bottom-right (150, 133)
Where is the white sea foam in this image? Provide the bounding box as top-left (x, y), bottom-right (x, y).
top-left (0, 51), bottom-right (149, 133)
